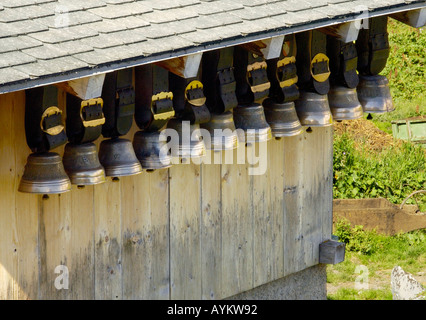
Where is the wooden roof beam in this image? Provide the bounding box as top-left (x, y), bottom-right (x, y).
top-left (54, 74), bottom-right (106, 100)
top-left (390, 8), bottom-right (426, 28)
top-left (155, 52), bottom-right (203, 78)
top-left (319, 20), bottom-right (361, 43)
top-left (239, 35), bottom-right (285, 60)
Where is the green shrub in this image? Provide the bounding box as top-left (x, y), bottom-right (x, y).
top-left (333, 133), bottom-right (426, 206)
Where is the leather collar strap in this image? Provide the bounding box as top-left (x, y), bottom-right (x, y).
top-left (233, 45), bottom-right (270, 105)
top-left (202, 47), bottom-right (238, 114)
top-left (101, 68), bottom-right (135, 138)
top-left (266, 34), bottom-right (300, 103)
top-left (327, 36), bottom-right (359, 88)
top-left (356, 16), bottom-right (390, 76)
top-left (135, 64), bottom-right (175, 132)
top-left (25, 86), bottom-right (67, 153)
top-left (66, 92), bottom-right (105, 144)
top-left (169, 72), bottom-right (211, 124)
top-left (296, 30), bottom-right (330, 95)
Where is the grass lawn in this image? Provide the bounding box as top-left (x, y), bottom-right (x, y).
top-left (328, 19), bottom-right (426, 300)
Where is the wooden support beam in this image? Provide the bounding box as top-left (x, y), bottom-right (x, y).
top-left (155, 52), bottom-right (203, 78)
top-left (54, 73), bottom-right (106, 100)
top-left (319, 21), bottom-right (361, 43)
top-left (319, 240), bottom-right (346, 265)
top-left (391, 8), bottom-right (426, 28)
top-left (240, 35), bottom-right (285, 60)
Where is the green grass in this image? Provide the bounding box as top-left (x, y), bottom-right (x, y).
top-left (327, 220), bottom-right (426, 300)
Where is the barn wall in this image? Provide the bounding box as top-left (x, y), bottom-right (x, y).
top-left (0, 90), bottom-right (333, 300)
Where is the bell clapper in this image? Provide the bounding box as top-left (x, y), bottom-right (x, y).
top-left (275, 137), bottom-right (282, 141)
top-left (77, 185), bottom-right (85, 189)
top-left (306, 127), bottom-right (313, 133)
top-left (42, 194), bottom-right (49, 200)
top-left (112, 177), bottom-right (120, 182)
top-left (367, 113), bottom-right (373, 120)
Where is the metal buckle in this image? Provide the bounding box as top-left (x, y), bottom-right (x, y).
top-left (247, 61), bottom-right (271, 93)
top-left (40, 106), bottom-right (64, 136)
top-left (310, 53), bottom-right (330, 83)
top-left (185, 80), bottom-right (206, 107)
top-left (277, 56), bottom-right (298, 88)
top-left (151, 91), bottom-right (175, 120)
top-left (80, 98), bottom-right (105, 128)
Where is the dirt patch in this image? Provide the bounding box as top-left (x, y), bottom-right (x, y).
top-left (334, 119), bottom-right (401, 152)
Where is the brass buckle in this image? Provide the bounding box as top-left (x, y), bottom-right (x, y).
top-left (40, 106), bottom-right (64, 136)
top-left (151, 91), bottom-right (175, 120)
top-left (246, 61), bottom-right (271, 93)
top-left (310, 53), bottom-right (330, 83)
top-left (80, 98), bottom-right (105, 128)
top-left (185, 80), bottom-right (206, 106)
top-left (277, 56), bottom-right (298, 88)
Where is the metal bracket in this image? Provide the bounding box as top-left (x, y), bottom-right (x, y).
top-left (40, 106), bottom-right (64, 136)
top-left (185, 80), bottom-right (206, 106)
top-left (80, 98), bottom-right (105, 128)
top-left (310, 53), bottom-right (331, 83)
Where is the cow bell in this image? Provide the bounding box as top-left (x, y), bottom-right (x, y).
top-left (18, 152), bottom-right (72, 194)
top-left (133, 130), bottom-right (172, 171)
top-left (200, 111), bottom-right (239, 151)
top-left (166, 118), bottom-right (206, 162)
top-left (262, 98), bottom-right (303, 138)
top-left (62, 142), bottom-right (105, 186)
top-left (357, 75), bottom-right (394, 114)
top-left (98, 137), bottom-right (143, 178)
top-left (233, 103), bottom-right (272, 144)
top-left (294, 91), bottom-right (333, 127)
top-left (328, 86), bottom-right (364, 121)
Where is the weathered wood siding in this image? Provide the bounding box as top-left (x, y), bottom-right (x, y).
top-left (0, 90), bottom-right (333, 300)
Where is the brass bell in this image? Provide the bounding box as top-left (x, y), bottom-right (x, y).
top-left (294, 91), bottom-right (333, 127)
top-left (98, 138), bottom-right (142, 177)
top-left (233, 103), bottom-right (272, 143)
top-left (262, 98), bottom-right (303, 137)
top-left (328, 85), bottom-right (364, 121)
top-left (166, 118), bottom-right (206, 161)
top-left (133, 130), bottom-right (172, 171)
top-left (200, 111), bottom-right (239, 151)
top-left (357, 75), bottom-right (394, 114)
top-left (18, 152), bottom-right (72, 194)
top-left (62, 142), bottom-right (105, 186)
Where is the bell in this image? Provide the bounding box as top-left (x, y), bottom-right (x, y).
top-left (62, 142), bottom-right (105, 186)
top-left (357, 75), bottom-right (394, 114)
top-left (98, 138), bottom-right (143, 177)
top-left (133, 131), bottom-right (172, 171)
top-left (262, 98), bottom-right (303, 137)
top-left (294, 91), bottom-right (333, 127)
top-left (166, 118), bottom-right (206, 161)
top-left (18, 152), bottom-right (72, 194)
top-left (200, 112), bottom-right (239, 151)
top-left (328, 86), bottom-right (364, 121)
top-left (233, 103), bottom-right (272, 143)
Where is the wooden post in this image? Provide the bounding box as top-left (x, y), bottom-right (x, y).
top-left (155, 52), bottom-right (203, 79)
top-left (240, 35), bottom-right (285, 59)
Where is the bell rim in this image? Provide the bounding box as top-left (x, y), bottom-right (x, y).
top-left (67, 169), bottom-right (106, 186)
top-left (206, 134), bottom-right (239, 151)
top-left (239, 127), bottom-right (272, 143)
top-left (18, 178), bottom-right (72, 194)
top-left (270, 126), bottom-right (303, 137)
top-left (103, 162), bottom-right (143, 177)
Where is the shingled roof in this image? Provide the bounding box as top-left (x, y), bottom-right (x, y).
top-left (0, 0), bottom-right (424, 94)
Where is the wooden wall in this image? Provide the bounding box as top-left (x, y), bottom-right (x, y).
top-left (0, 90), bottom-right (333, 300)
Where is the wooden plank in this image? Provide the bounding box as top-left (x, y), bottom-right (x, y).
top-left (169, 162), bottom-right (201, 299)
top-left (94, 179), bottom-right (122, 300)
top-left (0, 92), bottom-right (19, 299)
top-left (13, 90), bottom-right (40, 300)
top-left (253, 139), bottom-right (284, 287)
top-left (200, 154), bottom-right (222, 300)
top-left (391, 8), bottom-right (426, 28)
top-left (121, 169), bottom-right (170, 300)
top-left (221, 146), bottom-right (253, 298)
top-left (282, 134), bottom-right (304, 276)
top-left (322, 127), bottom-right (334, 242)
